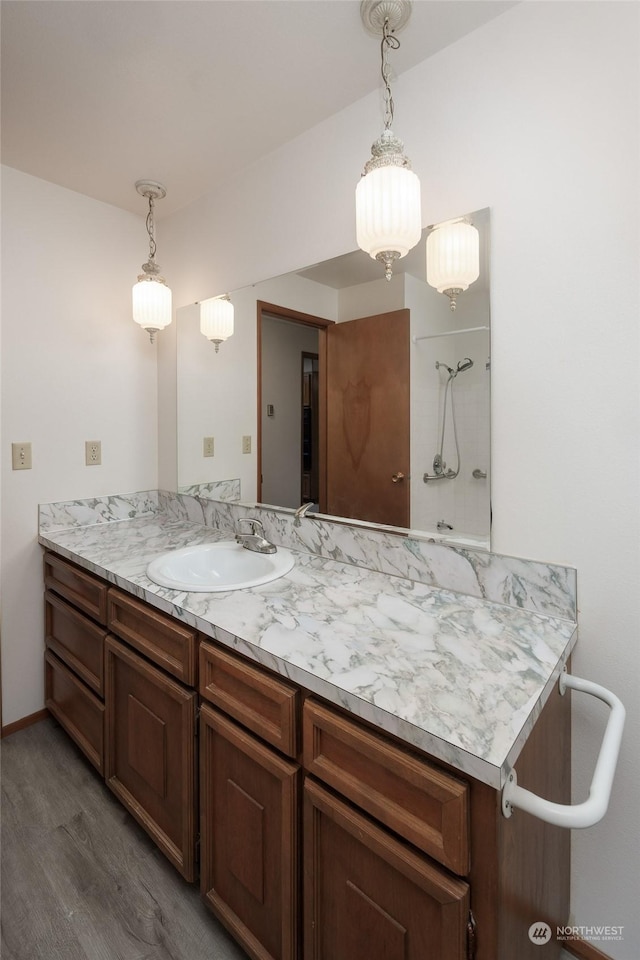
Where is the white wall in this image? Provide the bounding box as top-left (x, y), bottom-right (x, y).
top-left (175, 272), bottom-right (337, 501)
top-left (176, 300), bottom-right (256, 497)
top-left (162, 4), bottom-right (639, 955)
top-left (337, 272), bottom-right (404, 321)
top-left (1, 167), bottom-right (159, 725)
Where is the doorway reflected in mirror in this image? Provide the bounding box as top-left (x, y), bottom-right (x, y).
top-left (176, 208), bottom-right (490, 550)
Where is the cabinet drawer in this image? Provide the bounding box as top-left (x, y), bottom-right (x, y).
top-left (108, 589), bottom-right (197, 685)
top-left (45, 649), bottom-right (105, 775)
top-left (199, 642), bottom-right (299, 759)
top-left (303, 699), bottom-right (469, 875)
top-left (105, 636), bottom-right (197, 882)
top-left (304, 778), bottom-right (469, 960)
top-left (44, 551), bottom-right (108, 625)
top-left (45, 590), bottom-right (106, 696)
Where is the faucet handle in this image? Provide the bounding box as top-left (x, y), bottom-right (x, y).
top-left (238, 517), bottom-right (263, 535)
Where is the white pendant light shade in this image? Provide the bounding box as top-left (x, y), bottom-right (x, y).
top-left (426, 220), bottom-right (480, 310)
top-left (356, 162), bottom-right (422, 266)
top-left (132, 180), bottom-right (171, 341)
top-left (355, 3), bottom-right (421, 283)
top-left (132, 278), bottom-right (172, 337)
top-left (200, 296), bottom-right (234, 352)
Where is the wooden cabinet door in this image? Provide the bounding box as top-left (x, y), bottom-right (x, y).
top-left (104, 636), bottom-right (197, 881)
top-left (200, 704), bottom-right (299, 960)
top-left (304, 778), bottom-right (469, 960)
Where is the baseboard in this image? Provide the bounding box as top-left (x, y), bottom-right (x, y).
top-left (1, 708), bottom-right (50, 739)
top-left (565, 937), bottom-right (613, 960)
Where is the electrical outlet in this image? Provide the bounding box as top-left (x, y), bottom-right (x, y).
top-left (242, 435), bottom-right (252, 454)
top-left (203, 436), bottom-right (215, 458)
top-left (85, 440), bottom-right (102, 466)
top-left (12, 442), bottom-right (32, 470)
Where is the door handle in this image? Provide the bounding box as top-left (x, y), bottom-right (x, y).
top-left (391, 472), bottom-right (405, 483)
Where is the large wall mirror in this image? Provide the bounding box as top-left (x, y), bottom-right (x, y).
top-left (177, 208), bottom-right (491, 550)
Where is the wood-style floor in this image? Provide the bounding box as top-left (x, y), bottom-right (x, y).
top-left (1, 718), bottom-right (248, 960)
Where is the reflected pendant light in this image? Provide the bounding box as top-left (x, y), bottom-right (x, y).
top-left (132, 180), bottom-right (172, 342)
top-left (200, 295), bottom-right (234, 352)
top-left (356, 0), bottom-right (421, 281)
top-left (426, 219), bottom-right (480, 311)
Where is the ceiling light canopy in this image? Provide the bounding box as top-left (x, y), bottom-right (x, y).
top-left (356, 0), bottom-right (421, 282)
top-left (132, 180), bottom-right (172, 342)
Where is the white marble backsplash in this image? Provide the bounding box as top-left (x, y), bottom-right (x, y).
top-left (38, 490), bottom-right (160, 533)
top-left (177, 479), bottom-right (241, 501)
top-left (162, 492), bottom-right (577, 622)
top-left (39, 489), bottom-right (577, 622)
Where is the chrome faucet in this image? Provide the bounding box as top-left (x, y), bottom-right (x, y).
top-left (437, 519), bottom-right (454, 531)
top-left (235, 518), bottom-right (277, 554)
top-left (294, 501), bottom-right (315, 518)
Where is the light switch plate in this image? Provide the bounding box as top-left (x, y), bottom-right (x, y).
top-left (203, 436), bottom-right (214, 457)
top-left (242, 435), bottom-right (251, 454)
top-left (12, 442), bottom-right (32, 470)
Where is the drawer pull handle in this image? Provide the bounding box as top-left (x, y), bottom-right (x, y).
top-left (502, 671), bottom-right (625, 829)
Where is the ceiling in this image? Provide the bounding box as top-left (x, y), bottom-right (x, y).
top-left (1, 1), bottom-right (515, 218)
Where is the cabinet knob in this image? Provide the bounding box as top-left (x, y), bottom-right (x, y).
top-left (391, 472), bottom-right (405, 483)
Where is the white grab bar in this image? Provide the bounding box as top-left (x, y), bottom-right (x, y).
top-left (501, 671), bottom-right (625, 829)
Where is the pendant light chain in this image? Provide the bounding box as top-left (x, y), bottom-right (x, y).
top-left (146, 194), bottom-right (157, 264)
top-left (380, 17), bottom-right (400, 130)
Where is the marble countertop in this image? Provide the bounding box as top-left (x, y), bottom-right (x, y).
top-left (39, 514), bottom-right (577, 789)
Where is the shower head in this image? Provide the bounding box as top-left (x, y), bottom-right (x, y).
top-left (436, 358), bottom-right (473, 379)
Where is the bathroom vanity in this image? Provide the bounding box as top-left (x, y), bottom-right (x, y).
top-left (40, 494), bottom-right (580, 960)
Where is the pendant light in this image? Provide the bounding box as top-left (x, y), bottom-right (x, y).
top-left (426, 218), bottom-right (480, 311)
top-left (200, 295), bottom-right (234, 352)
top-left (356, 0), bottom-right (421, 281)
top-left (132, 180), bottom-right (172, 342)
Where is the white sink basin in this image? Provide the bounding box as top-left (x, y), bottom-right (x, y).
top-left (146, 541), bottom-right (294, 592)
